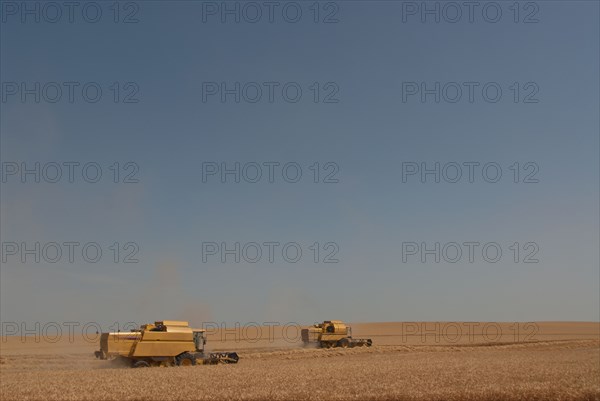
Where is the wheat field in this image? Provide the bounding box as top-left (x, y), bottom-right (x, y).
top-left (1, 322), bottom-right (599, 401)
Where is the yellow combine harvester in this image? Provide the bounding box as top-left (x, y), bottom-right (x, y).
top-left (94, 320), bottom-right (238, 367)
top-left (301, 320), bottom-right (372, 348)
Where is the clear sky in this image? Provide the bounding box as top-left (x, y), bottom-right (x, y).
top-left (1, 1), bottom-right (598, 330)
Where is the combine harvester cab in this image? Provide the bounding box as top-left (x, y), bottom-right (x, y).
top-left (94, 320), bottom-right (239, 367)
top-left (301, 320), bottom-right (372, 348)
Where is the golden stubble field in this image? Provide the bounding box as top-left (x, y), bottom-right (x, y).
top-left (1, 322), bottom-right (599, 401)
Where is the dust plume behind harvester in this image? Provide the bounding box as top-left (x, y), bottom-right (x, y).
top-left (301, 320), bottom-right (372, 348)
top-left (94, 320), bottom-right (239, 367)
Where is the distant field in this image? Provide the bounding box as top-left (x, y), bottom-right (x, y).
top-left (1, 322), bottom-right (599, 401)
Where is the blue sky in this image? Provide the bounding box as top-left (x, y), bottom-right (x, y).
top-left (1, 1), bottom-right (598, 329)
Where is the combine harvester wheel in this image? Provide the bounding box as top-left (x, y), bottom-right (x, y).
top-left (176, 353), bottom-right (197, 366)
